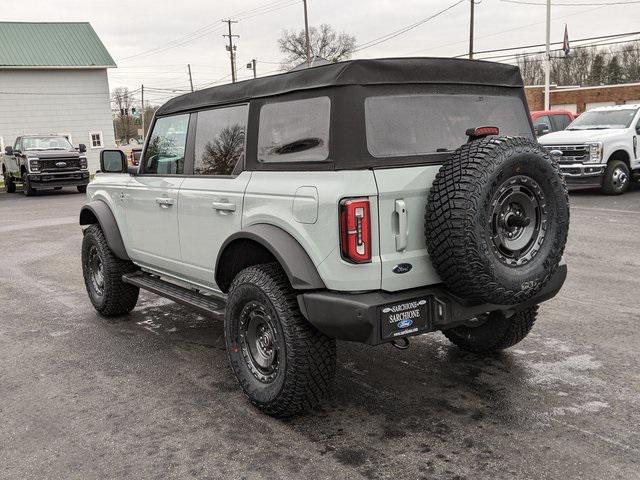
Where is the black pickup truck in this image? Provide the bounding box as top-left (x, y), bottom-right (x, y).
top-left (2, 134), bottom-right (90, 196)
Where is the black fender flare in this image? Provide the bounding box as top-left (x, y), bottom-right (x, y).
top-left (79, 200), bottom-right (130, 260)
top-left (215, 224), bottom-right (325, 292)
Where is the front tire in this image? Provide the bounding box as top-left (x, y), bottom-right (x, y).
top-left (602, 160), bottom-right (629, 195)
top-left (225, 263), bottom-right (336, 417)
top-left (77, 185), bottom-right (87, 193)
top-left (22, 173), bottom-right (36, 196)
top-left (82, 224), bottom-right (139, 316)
top-left (443, 306), bottom-right (538, 353)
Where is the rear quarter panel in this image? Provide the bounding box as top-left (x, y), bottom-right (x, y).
top-left (243, 170), bottom-right (381, 291)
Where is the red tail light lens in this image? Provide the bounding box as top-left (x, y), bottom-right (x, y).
top-left (339, 198), bottom-right (371, 264)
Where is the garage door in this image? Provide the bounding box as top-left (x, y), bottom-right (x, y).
top-left (585, 101), bottom-right (615, 111)
top-left (551, 103), bottom-right (577, 114)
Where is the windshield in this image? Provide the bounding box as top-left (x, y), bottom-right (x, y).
top-left (365, 94), bottom-right (532, 158)
top-left (567, 108), bottom-right (638, 130)
top-left (21, 136), bottom-right (73, 151)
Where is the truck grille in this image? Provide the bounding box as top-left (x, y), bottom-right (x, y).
top-left (38, 158), bottom-right (81, 172)
top-left (546, 145), bottom-right (589, 164)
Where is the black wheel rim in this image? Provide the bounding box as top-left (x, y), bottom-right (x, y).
top-left (86, 244), bottom-right (105, 296)
top-left (489, 176), bottom-right (547, 267)
top-left (238, 301), bottom-right (279, 383)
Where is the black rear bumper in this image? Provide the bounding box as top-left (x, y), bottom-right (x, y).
top-left (297, 264), bottom-right (567, 345)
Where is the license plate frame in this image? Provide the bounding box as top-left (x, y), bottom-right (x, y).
top-left (380, 297), bottom-right (432, 340)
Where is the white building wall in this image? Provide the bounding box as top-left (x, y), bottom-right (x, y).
top-left (0, 68), bottom-right (115, 172)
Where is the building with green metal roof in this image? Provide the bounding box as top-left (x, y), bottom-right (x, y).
top-left (0, 22), bottom-right (116, 173)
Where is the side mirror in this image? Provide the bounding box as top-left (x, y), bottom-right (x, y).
top-left (4, 146), bottom-right (13, 155)
top-left (100, 149), bottom-right (128, 173)
top-left (78, 143), bottom-right (87, 153)
top-left (535, 124), bottom-right (550, 136)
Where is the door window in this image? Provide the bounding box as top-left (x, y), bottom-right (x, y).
top-left (193, 105), bottom-right (248, 176)
top-left (257, 97), bottom-right (331, 163)
top-left (551, 114), bottom-right (571, 131)
top-left (142, 114), bottom-right (189, 175)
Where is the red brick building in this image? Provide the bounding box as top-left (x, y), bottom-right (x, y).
top-left (525, 82), bottom-right (640, 114)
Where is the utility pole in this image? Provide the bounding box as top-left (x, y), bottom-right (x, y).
top-left (247, 59), bottom-right (257, 79)
top-left (469, 0), bottom-right (475, 59)
top-left (544, 0), bottom-right (551, 110)
top-left (141, 84), bottom-right (145, 139)
top-left (187, 64), bottom-right (194, 92)
top-left (222, 19), bottom-right (239, 83)
top-left (303, 0), bottom-right (311, 67)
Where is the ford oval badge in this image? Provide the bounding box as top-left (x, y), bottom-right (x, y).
top-left (392, 263), bottom-right (413, 274)
top-left (397, 319), bottom-right (414, 329)
top-left (56, 161), bottom-right (67, 167)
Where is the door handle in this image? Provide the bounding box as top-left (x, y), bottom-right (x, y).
top-left (212, 201), bottom-right (236, 212)
top-left (155, 197), bottom-right (174, 208)
top-left (394, 199), bottom-right (408, 252)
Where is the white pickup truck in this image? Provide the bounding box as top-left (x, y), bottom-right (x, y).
top-left (538, 104), bottom-right (640, 194)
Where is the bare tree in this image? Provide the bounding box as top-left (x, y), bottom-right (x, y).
top-left (278, 24), bottom-right (356, 70)
top-left (112, 87), bottom-right (137, 143)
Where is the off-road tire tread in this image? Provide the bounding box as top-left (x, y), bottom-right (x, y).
top-left (425, 136), bottom-right (569, 305)
top-left (226, 263), bottom-right (336, 417)
top-left (82, 224), bottom-right (139, 316)
top-left (443, 305), bottom-right (538, 353)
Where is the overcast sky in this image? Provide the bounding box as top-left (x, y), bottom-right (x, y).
top-left (4, 0), bottom-right (640, 105)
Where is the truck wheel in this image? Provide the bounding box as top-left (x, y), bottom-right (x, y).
top-left (81, 224), bottom-right (139, 316)
top-left (224, 263), bottom-right (336, 417)
top-left (4, 175), bottom-right (16, 193)
top-left (425, 137), bottom-right (569, 305)
top-left (22, 173), bottom-right (36, 196)
top-left (443, 306), bottom-right (538, 353)
top-left (602, 160), bottom-right (629, 195)
top-left (77, 185), bottom-right (87, 193)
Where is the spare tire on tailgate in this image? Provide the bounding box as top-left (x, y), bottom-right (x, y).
top-left (425, 136), bottom-right (569, 305)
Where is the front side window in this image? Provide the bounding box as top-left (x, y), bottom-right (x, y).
top-left (258, 97), bottom-right (330, 163)
top-left (365, 94), bottom-right (532, 158)
top-left (143, 114), bottom-right (189, 175)
top-left (193, 105), bottom-right (247, 176)
top-left (552, 114), bottom-right (571, 131)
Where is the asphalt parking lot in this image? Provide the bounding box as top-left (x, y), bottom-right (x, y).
top-left (1, 186), bottom-right (639, 480)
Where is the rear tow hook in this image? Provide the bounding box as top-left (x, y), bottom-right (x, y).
top-left (390, 337), bottom-right (410, 350)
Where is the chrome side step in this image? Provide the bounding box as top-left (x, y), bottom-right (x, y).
top-left (122, 271), bottom-right (226, 317)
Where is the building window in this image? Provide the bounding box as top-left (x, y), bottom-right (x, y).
top-left (89, 132), bottom-right (103, 148)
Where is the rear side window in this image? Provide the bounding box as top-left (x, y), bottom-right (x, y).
top-left (194, 105), bottom-right (247, 176)
top-left (365, 94), bottom-right (532, 158)
top-left (551, 114), bottom-right (571, 131)
top-left (258, 97), bottom-right (330, 163)
top-left (143, 114), bottom-right (189, 174)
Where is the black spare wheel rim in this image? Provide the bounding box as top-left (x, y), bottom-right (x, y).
top-left (425, 136), bottom-right (570, 305)
top-left (490, 176), bottom-right (546, 267)
top-left (86, 244), bottom-right (105, 297)
top-left (239, 301), bottom-right (279, 383)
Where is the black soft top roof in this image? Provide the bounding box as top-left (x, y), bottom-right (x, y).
top-left (156, 57), bottom-right (524, 116)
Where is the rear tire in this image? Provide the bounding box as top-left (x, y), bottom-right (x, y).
top-left (4, 174), bottom-right (16, 193)
top-left (22, 172), bottom-right (36, 196)
top-left (77, 185), bottom-right (87, 193)
top-left (82, 224), bottom-right (139, 316)
top-left (225, 263), bottom-right (336, 417)
top-left (443, 306), bottom-right (538, 353)
top-left (602, 160), bottom-right (629, 195)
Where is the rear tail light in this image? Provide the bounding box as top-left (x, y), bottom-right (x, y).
top-left (339, 197), bottom-right (371, 264)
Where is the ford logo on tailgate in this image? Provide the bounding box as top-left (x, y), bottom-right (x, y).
top-left (55, 161), bottom-right (67, 167)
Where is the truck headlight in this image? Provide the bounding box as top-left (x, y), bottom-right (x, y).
top-left (586, 142), bottom-right (603, 163)
top-left (79, 156), bottom-right (88, 169)
top-left (28, 158), bottom-right (40, 171)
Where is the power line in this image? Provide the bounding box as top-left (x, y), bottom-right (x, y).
top-left (354, 0), bottom-right (466, 53)
top-left (500, 0), bottom-right (640, 5)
